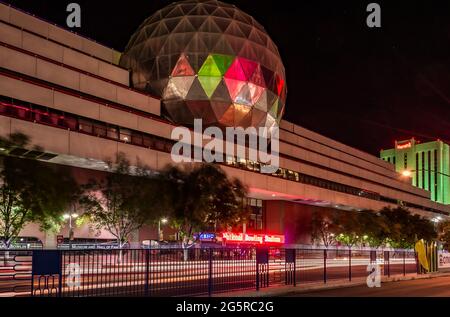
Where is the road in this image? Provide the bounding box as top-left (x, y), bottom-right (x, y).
top-left (290, 275), bottom-right (450, 297)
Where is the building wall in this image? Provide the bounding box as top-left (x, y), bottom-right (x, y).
top-left (0, 3), bottom-right (122, 64)
top-left (2, 3), bottom-right (450, 248)
top-left (381, 139), bottom-right (450, 204)
top-left (265, 200), bottom-right (316, 245)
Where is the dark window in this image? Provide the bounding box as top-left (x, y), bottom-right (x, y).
top-left (428, 151), bottom-right (431, 191)
top-left (416, 153), bottom-right (419, 187)
top-left (434, 149), bottom-right (438, 201)
top-left (63, 116), bottom-right (77, 130)
top-left (34, 109), bottom-right (50, 124)
top-left (131, 132), bottom-right (143, 146)
top-left (78, 118), bottom-right (93, 134)
top-left (93, 123), bottom-right (107, 137)
top-left (143, 135), bottom-right (153, 148)
top-left (106, 126), bottom-right (118, 140)
top-left (421, 152), bottom-right (425, 189)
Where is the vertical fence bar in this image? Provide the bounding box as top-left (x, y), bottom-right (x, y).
top-left (145, 249), bottom-right (150, 296)
top-left (383, 251), bottom-right (390, 277)
top-left (323, 249), bottom-right (327, 284)
top-left (31, 251), bottom-right (35, 297)
top-left (256, 257), bottom-right (259, 291)
top-left (293, 249), bottom-right (296, 287)
top-left (58, 250), bottom-right (62, 297)
top-left (388, 252), bottom-right (390, 278)
top-left (348, 249), bottom-right (352, 282)
top-left (403, 250), bottom-right (406, 276)
top-left (208, 248), bottom-right (213, 296)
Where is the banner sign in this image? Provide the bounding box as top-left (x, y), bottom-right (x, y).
top-left (438, 251), bottom-right (450, 269)
top-left (221, 232), bottom-right (285, 245)
top-left (194, 233), bottom-right (216, 242)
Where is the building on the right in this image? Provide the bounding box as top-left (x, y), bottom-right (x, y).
top-left (381, 138), bottom-right (450, 204)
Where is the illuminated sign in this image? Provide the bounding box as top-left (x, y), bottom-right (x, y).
top-left (221, 232), bottom-right (284, 244)
top-left (396, 141), bottom-right (412, 149)
top-left (264, 235), bottom-right (284, 243)
top-left (195, 233), bottom-right (216, 241)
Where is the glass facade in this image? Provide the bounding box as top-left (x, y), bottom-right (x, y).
top-left (120, 0), bottom-right (286, 129)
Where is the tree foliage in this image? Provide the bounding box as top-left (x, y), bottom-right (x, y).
top-left (311, 209), bottom-right (338, 247)
top-left (438, 220), bottom-right (450, 251)
top-left (0, 133), bottom-right (78, 248)
top-left (80, 154), bottom-right (166, 247)
top-left (158, 163), bottom-right (249, 243)
top-left (310, 206), bottom-right (437, 249)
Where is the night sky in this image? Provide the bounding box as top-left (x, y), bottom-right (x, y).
top-left (4, 0), bottom-right (450, 155)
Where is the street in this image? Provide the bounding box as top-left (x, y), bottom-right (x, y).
top-left (290, 275), bottom-right (450, 297)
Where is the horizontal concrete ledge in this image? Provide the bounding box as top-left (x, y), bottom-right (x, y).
top-left (211, 272), bottom-right (450, 297)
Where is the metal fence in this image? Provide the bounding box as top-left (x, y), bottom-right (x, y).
top-left (0, 247), bottom-right (418, 297)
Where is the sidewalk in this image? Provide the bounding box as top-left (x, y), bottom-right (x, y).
top-left (213, 272), bottom-right (450, 297)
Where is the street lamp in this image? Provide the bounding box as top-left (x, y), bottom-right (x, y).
top-left (158, 217), bottom-right (168, 241)
top-left (401, 170), bottom-right (412, 177)
top-left (432, 217), bottom-right (441, 224)
top-left (401, 169), bottom-right (450, 178)
top-left (63, 213), bottom-right (79, 249)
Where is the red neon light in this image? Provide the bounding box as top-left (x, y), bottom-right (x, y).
top-left (396, 142), bottom-right (411, 149)
top-left (221, 232), bottom-right (284, 244)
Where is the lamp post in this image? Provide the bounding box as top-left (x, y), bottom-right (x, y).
top-left (63, 213), bottom-right (79, 249)
top-left (158, 217), bottom-right (168, 241)
top-left (401, 169), bottom-right (450, 178)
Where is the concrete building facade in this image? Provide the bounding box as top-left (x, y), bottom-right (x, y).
top-left (0, 3), bottom-right (449, 247)
top-left (381, 138), bottom-right (450, 205)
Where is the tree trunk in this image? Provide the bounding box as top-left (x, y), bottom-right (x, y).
top-left (3, 239), bottom-right (11, 265)
top-left (117, 239), bottom-right (126, 264)
top-left (182, 238), bottom-right (189, 262)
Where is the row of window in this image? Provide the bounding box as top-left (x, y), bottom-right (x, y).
top-left (1, 96), bottom-right (447, 216)
top-left (383, 156), bottom-right (396, 165)
top-left (224, 156), bottom-right (381, 200)
top-left (0, 98), bottom-right (173, 153)
top-left (244, 198), bottom-right (263, 231)
top-left (415, 150), bottom-right (439, 202)
top-left (382, 151), bottom-right (441, 204)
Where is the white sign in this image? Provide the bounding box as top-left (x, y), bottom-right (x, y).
top-left (438, 251), bottom-right (450, 269)
top-left (66, 263), bottom-right (81, 288)
top-left (366, 263), bottom-right (381, 288)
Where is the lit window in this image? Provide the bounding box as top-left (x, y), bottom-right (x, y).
top-left (120, 128), bottom-right (131, 143)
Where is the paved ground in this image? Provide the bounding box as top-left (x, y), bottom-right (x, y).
top-left (289, 275), bottom-right (450, 297)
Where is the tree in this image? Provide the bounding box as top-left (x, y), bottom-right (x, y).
top-left (335, 210), bottom-right (363, 247)
top-left (310, 209), bottom-right (339, 247)
top-left (358, 211), bottom-right (389, 248)
top-left (80, 154), bottom-right (165, 250)
top-left (438, 220), bottom-right (450, 251)
top-left (379, 206), bottom-right (436, 249)
top-left (159, 163), bottom-right (249, 249)
top-left (0, 133), bottom-right (78, 248)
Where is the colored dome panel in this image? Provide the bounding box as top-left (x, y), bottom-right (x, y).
top-left (120, 0), bottom-right (287, 128)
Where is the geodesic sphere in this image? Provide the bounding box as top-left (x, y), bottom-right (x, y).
top-left (120, 0), bottom-right (287, 128)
